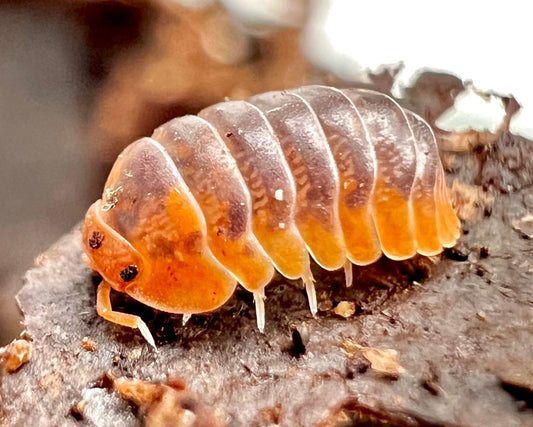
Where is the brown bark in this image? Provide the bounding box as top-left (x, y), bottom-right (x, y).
top-left (1, 128), bottom-right (532, 426)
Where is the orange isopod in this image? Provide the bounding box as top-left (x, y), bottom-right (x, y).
top-left (82, 85), bottom-right (460, 346)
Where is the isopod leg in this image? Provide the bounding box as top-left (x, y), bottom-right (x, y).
top-left (96, 281), bottom-right (156, 349)
top-left (343, 260), bottom-right (353, 288)
top-left (182, 314), bottom-right (192, 326)
top-left (302, 269), bottom-right (317, 317)
top-left (253, 288), bottom-right (266, 333)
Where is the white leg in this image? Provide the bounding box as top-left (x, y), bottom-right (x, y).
top-left (302, 268), bottom-right (317, 316)
top-left (344, 260), bottom-right (353, 288)
top-left (182, 313), bottom-right (192, 326)
top-left (253, 288), bottom-right (266, 333)
top-left (137, 319), bottom-right (157, 350)
top-left (97, 281), bottom-right (157, 350)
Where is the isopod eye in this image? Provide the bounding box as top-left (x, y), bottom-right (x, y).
top-left (88, 231), bottom-right (104, 249)
top-left (82, 201), bottom-right (145, 292)
top-left (120, 265), bottom-right (138, 282)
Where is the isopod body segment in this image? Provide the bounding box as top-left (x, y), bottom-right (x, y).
top-left (82, 85), bottom-right (460, 346)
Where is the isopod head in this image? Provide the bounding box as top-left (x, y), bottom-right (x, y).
top-left (83, 201), bottom-right (145, 292)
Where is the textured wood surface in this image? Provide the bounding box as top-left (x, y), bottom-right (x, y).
top-left (1, 132), bottom-right (533, 426)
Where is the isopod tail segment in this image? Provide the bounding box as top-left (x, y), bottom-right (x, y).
top-left (82, 86), bottom-right (460, 347)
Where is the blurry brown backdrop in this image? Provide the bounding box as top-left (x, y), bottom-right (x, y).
top-left (1, 1), bottom-right (92, 344)
top-left (0, 0), bottom-right (320, 344)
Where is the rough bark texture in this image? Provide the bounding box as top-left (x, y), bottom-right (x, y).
top-left (1, 131), bottom-right (532, 426)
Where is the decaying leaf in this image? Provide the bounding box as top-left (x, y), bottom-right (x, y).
top-left (342, 339), bottom-right (405, 379)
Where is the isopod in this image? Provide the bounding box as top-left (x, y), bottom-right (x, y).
top-left (82, 85), bottom-right (460, 346)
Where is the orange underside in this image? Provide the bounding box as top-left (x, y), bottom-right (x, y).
top-left (252, 213), bottom-right (309, 280)
top-left (125, 189), bottom-right (236, 314)
top-left (125, 255), bottom-right (236, 314)
top-left (189, 192), bottom-right (275, 292)
top-left (412, 193), bottom-right (442, 256)
top-left (338, 203), bottom-right (382, 265)
top-left (296, 216), bottom-right (346, 270)
top-left (435, 173), bottom-right (461, 248)
top-left (206, 232), bottom-right (274, 292)
top-left (372, 180), bottom-right (417, 260)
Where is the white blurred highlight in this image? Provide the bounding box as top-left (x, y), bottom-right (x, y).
top-left (436, 88), bottom-right (506, 134)
top-left (304, 0), bottom-right (533, 139)
top-left (219, 0), bottom-right (306, 27)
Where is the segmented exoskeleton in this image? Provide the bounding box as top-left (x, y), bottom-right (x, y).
top-left (83, 85), bottom-right (460, 347)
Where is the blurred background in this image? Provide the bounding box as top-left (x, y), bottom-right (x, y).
top-left (0, 0), bottom-right (324, 344)
top-left (0, 0), bottom-right (528, 344)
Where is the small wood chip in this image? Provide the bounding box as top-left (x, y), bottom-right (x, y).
top-left (333, 301), bottom-right (356, 318)
top-left (81, 337), bottom-right (96, 352)
top-left (342, 339), bottom-right (405, 379)
top-left (512, 213), bottom-right (533, 238)
top-left (438, 130), bottom-right (499, 153)
top-left (450, 180), bottom-right (495, 222)
top-left (110, 374), bottom-right (229, 427)
top-left (421, 363), bottom-right (441, 396)
top-left (0, 339), bottom-right (32, 373)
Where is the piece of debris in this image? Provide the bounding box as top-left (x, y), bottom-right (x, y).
top-left (333, 301), bottom-right (356, 318)
top-left (128, 348), bottom-right (142, 361)
top-left (317, 291), bottom-right (333, 311)
top-left (318, 299), bottom-right (333, 312)
top-left (438, 130), bottom-right (499, 152)
top-left (345, 353), bottom-right (371, 378)
top-left (512, 213), bottom-right (533, 238)
top-left (69, 400), bottom-right (87, 421)
top-left (81, 337), bottom-right (96, 352)
top-left (314, 407), bottom-right (352, 427)
top-left (449, 180), bottom-right (495, 222)
top-left (342, 339), bottom-right (405, 380)
top-left (498, 367), bottom-right (533, 410)
top-left (359, 347), bottom-right (405, 380)
top-left (318, 395), bottom-right (457, 427)
top-left (252, 402), bottom-right (283, 427)
top-left (421, 363), bottom-right (441, 396)
top-left (0, 339), bottom-right (32, 374)
top-left (108, 373), bottom-right (229, 427)
top-left (285, 328), bottom-right (307, 358)
top-left (444, 243), bottom-right (469, 262)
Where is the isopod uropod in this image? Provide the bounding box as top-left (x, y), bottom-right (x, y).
top-left (82, 85), bottom-right (460, 346)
